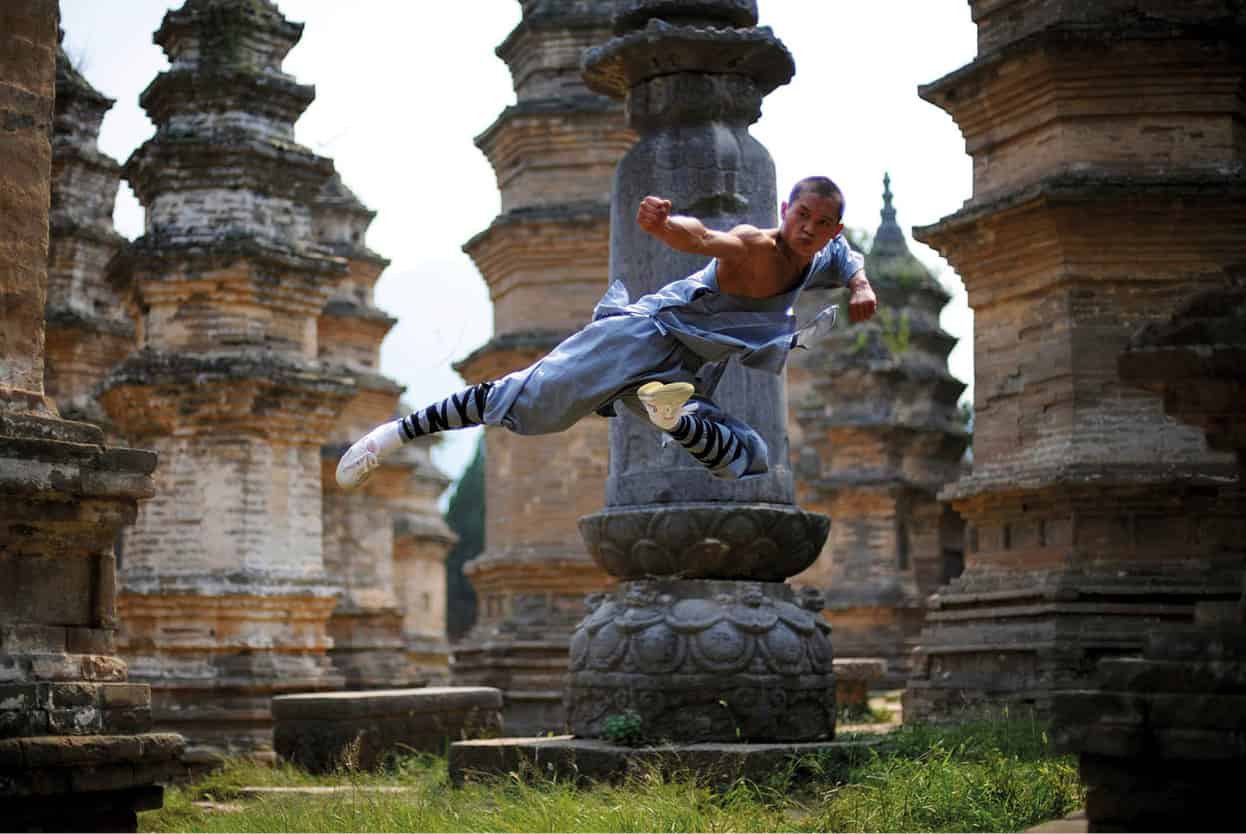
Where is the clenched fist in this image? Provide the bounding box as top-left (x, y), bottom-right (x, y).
top-left (636, 196), bottom-right (672, 234)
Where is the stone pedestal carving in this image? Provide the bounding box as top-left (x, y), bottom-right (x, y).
top-left (98, 0), bottom-right (352, 762)
top-left (451, 0), bottom-right (633, 734)
top-left (0, 4), bottom-right (182, 828)
top-left (789, 176), bottom-right (967, 685)
top-left (566, 580), bottom-right (835, 742)
top-left (569, 0), bottom-right (835, 744)
top-left (905, 1), bottom-right (1246, 721)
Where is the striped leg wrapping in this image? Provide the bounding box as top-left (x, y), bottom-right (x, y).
top-left (400, 382), bottom-right (493, 440)
top-left (669, 411), bottom-right (747, 475)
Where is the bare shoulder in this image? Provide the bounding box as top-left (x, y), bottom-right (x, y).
top-left (726, 224), bottom-right (776, 249)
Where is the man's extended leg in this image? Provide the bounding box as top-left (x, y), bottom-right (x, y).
top-left (638, 382), bottom-right (767, 480)
top-left (336, 382), bottom-right (494, 488)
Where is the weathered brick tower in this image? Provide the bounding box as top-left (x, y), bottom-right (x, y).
top-left (0, 3), bottom-right (183, 828)
top-left (452, 0), bottom-right (634, 733)
top-left (98, 0), bottom-right (354, 762)
top-left (906, 0), bottom-right (1246, 720)
top-left (390, 429), bottom-right (456, 683)
top-left (790, 175), bottom-right (967, 686)
top-left (314, 172), bottom-right (429, 688)
top-left (43, 41), bottom-right (133, 436)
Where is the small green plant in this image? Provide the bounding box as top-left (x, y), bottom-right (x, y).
top-left (601, 710), bottom-right (644, 746)
top-left (878, 307), bottom-right (912, 355)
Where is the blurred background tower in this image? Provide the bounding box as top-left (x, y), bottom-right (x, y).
top-left (314, 172), bottom-right (451, 688)
top-left (789, 174), bottom-right (967, 686)
top-left (43, 39), bottom-right (134, 438)
top-left (98, 0), bottom-right (353, 763)
top-left (906, 0), bottom-right (1245, 720)
top-left (451, 0), bottom-right (634, 733)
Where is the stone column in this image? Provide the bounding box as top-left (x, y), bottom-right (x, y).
top-left (568, 0), bottom-right (835, 743)
top-left (905, 1), bottom-right (1246, 721)
top-left (314, 173), bottom-right (414, 689)
top-left (0, 2), bottom-right (183, 828)
top-left (451, 0), bottom-right (634, 734)
top-left (97, 0), bottom-right (353, 764)
top-left (43, 41), bottom-right (134, 436)
top-left (789, 175), bottom-right (967, 686)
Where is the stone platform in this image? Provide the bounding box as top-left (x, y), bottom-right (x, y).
top-left (272, 687), bottom-right (502, 773)
top-left (449, 734), bottom-right (878, 788)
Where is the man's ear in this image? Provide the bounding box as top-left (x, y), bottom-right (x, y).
top-left (832, 222), bottom-right (845, 238)
top-left (780, 201), bottom-right (789, 216)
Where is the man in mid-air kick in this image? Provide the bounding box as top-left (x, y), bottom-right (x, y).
top-left (336, 175), bottom-right (877, 489)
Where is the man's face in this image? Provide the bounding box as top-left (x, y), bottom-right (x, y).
top-left (780, 191), bottom-right (844, 258)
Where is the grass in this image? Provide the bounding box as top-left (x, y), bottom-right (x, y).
top-left (140, 718), bottom-right (1083, 833)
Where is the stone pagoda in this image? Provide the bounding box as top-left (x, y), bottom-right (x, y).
top-left (905, 0), bottom-right (1245, 720)
top-left (0, 2), bottom-right (183, 828)
top-left (452, 0), bottom-right (635, 734)
top-left (789, 174), bottom-right (967, 686)
top-left (43, 40), bottom-right (134, 436)
top-left (390, 429), bottom-right (456, 684)
top-left (568, 0), bottom-right (837, 743)
top-left (97, 0), bottom-right (354, 763)
top-left (314, 172), bottom-right (430, 689)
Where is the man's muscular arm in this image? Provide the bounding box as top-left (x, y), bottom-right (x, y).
top-left (846, 269), bottom-right (878, 322)
top-left (636, 196), bottom-right (753, 261)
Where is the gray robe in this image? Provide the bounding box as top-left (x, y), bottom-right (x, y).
top-left (482, 234), bottom-right (863, 473)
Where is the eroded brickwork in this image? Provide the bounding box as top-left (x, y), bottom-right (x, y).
top-left (452, 0), bottom-right (633, 734)
top-left (1, 5), bottom-right (182, 828)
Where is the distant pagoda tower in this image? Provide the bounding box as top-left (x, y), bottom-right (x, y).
top-left (43, 40), bottom-right (133, 434)
top-left (451, 0), bottom-right (635, 733)
top-left (314, 172), bottom-right (421, 689)
top-left (391, 428), bottom-right (456, 684)
top-left (98, 0), bottom-right (353, 763)
top-left (789, 175), bottom-right (968, 685)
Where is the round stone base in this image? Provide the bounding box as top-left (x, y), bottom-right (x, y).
top-left (565, 579), bottom-right (836, 743)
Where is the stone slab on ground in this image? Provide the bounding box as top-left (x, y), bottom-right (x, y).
top-left (1025, 809), bottom-right (1087, 833)
top-left (272, 686), bottom-right (502, 773)
top-left (449, 735), bottom-right (879, 788)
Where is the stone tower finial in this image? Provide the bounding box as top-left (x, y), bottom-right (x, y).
top-left (872, 171), bottom-right (908, 257)
top-left (154, 0), bottom-right (301, 74)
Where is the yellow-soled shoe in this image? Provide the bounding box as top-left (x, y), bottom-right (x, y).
top-left (637, 381), bottom-right (695, 431)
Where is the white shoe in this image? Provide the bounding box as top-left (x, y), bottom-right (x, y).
top-left (637, 381), bottom-right (695, 431)
top-left (335, 421), bottom-right (403, 490)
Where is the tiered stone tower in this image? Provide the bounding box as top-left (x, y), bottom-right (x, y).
top-left (314, 173), bottom-right (424, 688)
top-left (43, 41), bottom-right (133, 435)
top-left (790, 175), bottom-right (967, 686)
top-left (906, 1), bottom-right (1245, 720)
top-left (0, 3), bottom-right (183, 828)
top-left (568, 0), bottom-right (837, 742)
top-left (452, 0), bottom-right (634, 733)
top-left (97, 0), bottom-right (354, 763)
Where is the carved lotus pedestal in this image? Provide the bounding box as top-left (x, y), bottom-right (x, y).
top-left (566, 579), bottom-right (835, 742)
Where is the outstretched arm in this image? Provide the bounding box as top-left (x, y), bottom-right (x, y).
top-left (636, 196), bottom-right (752, 261)
top-left (845, 269), bottom-right (878, 322)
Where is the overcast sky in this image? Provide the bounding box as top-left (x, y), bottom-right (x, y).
top-left (59, 0), bottom-right (978, 489)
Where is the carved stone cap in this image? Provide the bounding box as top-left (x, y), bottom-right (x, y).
top-left (578, 503), bottom-right (829, 582)
top-left (582, 19), bottom-right (793, 100)
top-left (612, 0), bottom-right (758, 34)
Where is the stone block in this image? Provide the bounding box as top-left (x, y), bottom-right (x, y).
top-left (100, 683), bottom-right (150, 708)
top-left (273, 687), bottom-right (503, 773)
top-left (44, 682), bottom-right (99, 708)
top-left (65, 626), bottom-right (115, 655)
top-left (46, 706), bottom-right (103, 734)
top-left (0, 624), bottom-right (67, 653)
